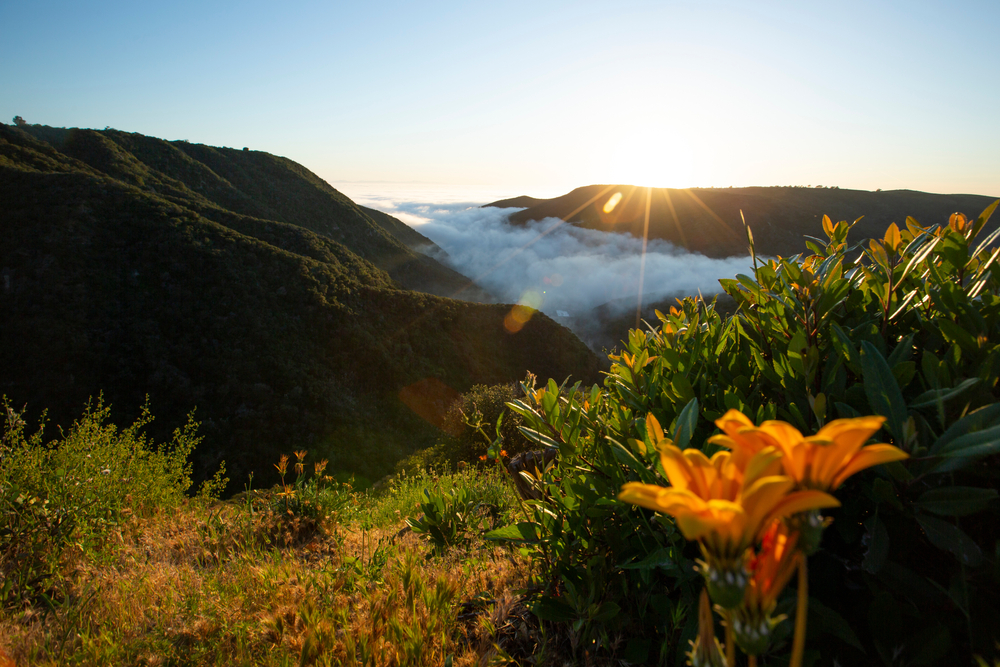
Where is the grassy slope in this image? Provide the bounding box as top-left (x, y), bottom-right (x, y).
top-left (0, 124), bottom-right (599, 485)
top-left (496, 184), bottom-right (1000, 257)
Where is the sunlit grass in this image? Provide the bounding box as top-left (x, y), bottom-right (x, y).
top-left (0, 461), bottom-right (533, 667)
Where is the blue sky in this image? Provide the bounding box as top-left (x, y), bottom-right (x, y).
top-left (3, 0), bottom-right (998, 197)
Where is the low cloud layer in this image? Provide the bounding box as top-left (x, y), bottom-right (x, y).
top-left (356, 193), bottom-right (755, 323)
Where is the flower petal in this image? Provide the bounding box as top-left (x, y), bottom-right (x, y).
top-left (830, 444), bottom-right (909, 489)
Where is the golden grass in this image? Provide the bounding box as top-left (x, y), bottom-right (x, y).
top-left (0, 498), bottom-right (536, 667)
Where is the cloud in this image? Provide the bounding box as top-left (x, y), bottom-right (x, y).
top-left (356, 194), bottom-right (755, 320)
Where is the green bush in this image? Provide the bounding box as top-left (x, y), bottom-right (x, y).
top-left (490, 203), bottom-right (1000, 664)
top-left (0, 397), bottom-right (217, 607)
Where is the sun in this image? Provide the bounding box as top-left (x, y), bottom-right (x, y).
top-left (598, 125), bottom-right (700, 189)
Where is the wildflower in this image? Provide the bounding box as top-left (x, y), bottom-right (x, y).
top-left (620, 416), bottom-right (837, 606)
top-left (709, 410), bottom-right (909, 492)
top-left (275, 454), bottom-right (289, 476)
top-left (314, 459), bottom-right (328, 476)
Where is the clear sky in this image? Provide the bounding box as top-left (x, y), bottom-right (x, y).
top-left (3, 0), bottom-right (998, 197)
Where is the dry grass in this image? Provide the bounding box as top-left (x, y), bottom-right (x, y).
top-left (0, 495), bottom-right (539, 667)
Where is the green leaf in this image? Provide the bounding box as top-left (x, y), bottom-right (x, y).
top-left (530, 595), bottom-right (576, 622)
top-left (860, 341), bottom-right (908, 443)
top-left (937, 319), bottom-right (979, 356)
top-left (915, 514), bottom-right (983, 566)
top-left (672, 398), bottom-right (699, 450)
top-left (930, 403), bottom-right (1000, 455)
top-left (591, 601), bottom-right (621, 623)
top-left (932, 422), bottom-right (1000, 473)
top-left (915, 486), bottom-right (998, 517)
top-left (618, 548), bottom-right (680, 573)
top-left (484, 522), bottom-right (540, 543)
top-left (907, 624), bottom-right (951, 666)
top-left (808, 597), bottom-right (866, 653)
top-left (909, 378), bottom-right (979, 408)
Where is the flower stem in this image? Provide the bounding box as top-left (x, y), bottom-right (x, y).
top-left (725, 613), bottom-right (736, 667)
top-left (749, 656), bottom-right (758, 667)
top-left (790, 557), bottom-right (809, 667)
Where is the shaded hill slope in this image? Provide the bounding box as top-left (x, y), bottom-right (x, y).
top-left (0, 124), bottom-right (598, 485)
top-left (492, 185), bottom-right (1000, 257)
top-left (19, 125), bottom-right (489, 301)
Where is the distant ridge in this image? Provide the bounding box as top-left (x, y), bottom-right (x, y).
top-left (484, 195), bottom-right (546, 209)
top-left (488, 185), bottom-right (1000, 258)
top-left (0, 123), bottom-right (598, 486)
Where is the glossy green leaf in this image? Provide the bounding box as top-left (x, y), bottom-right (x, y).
top-left (915, 486), bottom-right (998, 517)
top-left (672, 398), bottom-right (699, 450)
top-left (915, 514), bottom-right (983, 566)
top-left (860, 341), bottom-right (908, 443)
top-left (909, 378), bottom-right (979, 408)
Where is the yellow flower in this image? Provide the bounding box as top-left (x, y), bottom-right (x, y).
top-left (619, 414), bottom-right (838, 607)
top-left (709, 410), bottom-right (909, 491)
top-left (620, 438), bottom-right (838, 560)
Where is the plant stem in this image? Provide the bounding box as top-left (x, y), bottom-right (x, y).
top-left (725, 613), bottom-right (736, 667)
top-left (749, 656), bottom-right (758, 667)
top-left (790, 557), bottom-right (809, 667)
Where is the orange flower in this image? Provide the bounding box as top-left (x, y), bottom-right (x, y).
top-left (619, 415), bottom-right (838, 607)
top-left (709, 410), bottom-right (909, 491)
top-left (620, 416), bottom-right (838, 560)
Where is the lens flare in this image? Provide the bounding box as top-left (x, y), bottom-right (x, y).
top-left (603, 192), bottom-right (623, 214)
top-left (504, 290), bottom-right (543, 333)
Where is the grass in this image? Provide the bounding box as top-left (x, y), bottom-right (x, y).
top-left (0, 460), bottom-right (538, 667)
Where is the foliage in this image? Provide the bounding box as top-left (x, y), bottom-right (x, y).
top-left (0, 396), bottom-right (216, 608)
top-left (490, 204), bottom-right (1000, 664)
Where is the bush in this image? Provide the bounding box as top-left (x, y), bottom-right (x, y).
top-left (0, 397), bottom-right (218, 607)
top-left (490, 203), bottom-right (1000, 664)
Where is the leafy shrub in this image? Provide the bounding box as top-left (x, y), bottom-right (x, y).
top-left (490, 203), bottom-right (1000, 664)
top-left (0, 397), bottom-right (217, 607)
top-left (402, 464), bottom-right (522, 555)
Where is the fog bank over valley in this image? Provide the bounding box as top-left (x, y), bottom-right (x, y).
top-left (351, 189), bottom-right (755, 349)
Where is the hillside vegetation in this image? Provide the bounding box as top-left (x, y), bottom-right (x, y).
top-left (0, 123), bottom-right (599, 485)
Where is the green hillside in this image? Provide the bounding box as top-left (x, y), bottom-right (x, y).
top-left (0, 123), bottom-right (599, 485)
top-left (494, 184), bottom-right (1000, 257)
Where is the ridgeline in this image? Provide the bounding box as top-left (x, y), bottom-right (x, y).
top-left (0, 123), bottom-right (599, 487)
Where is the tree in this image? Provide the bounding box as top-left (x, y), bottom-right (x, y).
top-left (12, 116), bottom-right (27, 127)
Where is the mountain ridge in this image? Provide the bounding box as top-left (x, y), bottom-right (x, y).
top-left (0, 123), bottom-right (597, 486)
top-left (489, 184), bottom-right (1000, 257)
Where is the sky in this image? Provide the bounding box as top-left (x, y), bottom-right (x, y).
top-left (3, 0), bottom-right (999, 198)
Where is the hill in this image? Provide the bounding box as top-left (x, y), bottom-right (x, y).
top-left (0, 123), bottom-right (599, 485)
top-left (490, 184), bottom-right (1000, 257)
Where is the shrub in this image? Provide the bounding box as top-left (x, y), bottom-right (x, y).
top-left (0, 396), bottom-right (219, 607)
top-left (490, 203), bottom-right (1000, 664)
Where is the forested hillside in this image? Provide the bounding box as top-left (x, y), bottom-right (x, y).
top-left (0, 124), bottom-right (599, 485)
